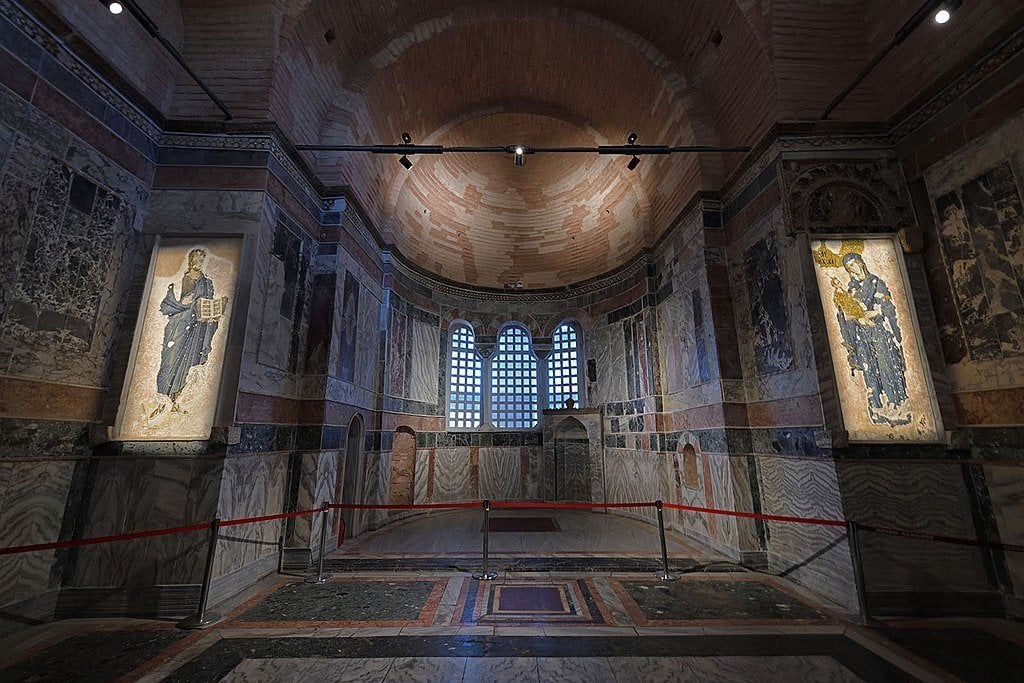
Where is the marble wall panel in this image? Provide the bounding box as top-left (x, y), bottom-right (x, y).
top-left (214, 453), bottom-right (288, 579)
top-left (408, 320), bottom-right (440, 403)
top-left (255, 220), bottom-right (308, 373)
top-left (0, 460), bottom-right (74, 607)
top-left (353, 288), bottom-right (380, 391)
top-left (758, 456), bottom-right (854, 610)
top-left (590, 323), bottom-right (627, 405)
top-left (337, 271), bottom-right (359, 384)
top-left (303, 273), bottom-right (336, 375)
top-left (478, 447), bottom-right (521, 500)
top-left (923, 110), bottom-right (1024, 394)
top-left (985, 463), bottom-right (1024, 603)
top-left (603, 450), bottom-right (659, 523)
top-left (386, 308), bottom-right (407, 397)
top-left (359, 450), bottom-right (389, 531)
top-left (837, 460), bottom-right (992, 595)
top-left (432, 449), bottom-right (472, 502)
top-left (413, 450), bottom-right (431, 504)
top-left (744, 233), bottom-right (794, 375)
top-left (0, 156), bottom-right (137, 386)
top-left (389, 431), bottom-right (416, 505)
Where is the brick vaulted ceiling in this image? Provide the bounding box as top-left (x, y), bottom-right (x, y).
top-left (43, 0), bottom-right (1024, 288)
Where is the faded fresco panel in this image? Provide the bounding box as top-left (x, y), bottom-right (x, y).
top-left (744, 234), bottom-right (794, 374)
top-left (256, 221), bottom-right (306, 372)
top-left (934, 161), bottom-right (1024, 360)
top-left (337, 271), bottom-right (359, 383)
top-left (304, 273), bottom-right (335, 374)
top-left (117, 238), bottom-right (242, 440)
top-left (811, 237), bottom-right (942, 442)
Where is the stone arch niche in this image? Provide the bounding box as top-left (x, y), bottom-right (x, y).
top-left (338, 414), bottom-right (365, 539)
top-left (542, 409), bottom-right (604, 503)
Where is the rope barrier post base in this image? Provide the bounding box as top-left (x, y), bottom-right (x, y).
top-left (654, 500), bottom-right (678, 581)
top-left (304, 503), bottom-right (333, 584)
top-left (847, 520), bottom-right (883, 628)
top-left (178, 519), bottom-right (223, 629)
top-left (473, 500), bottom-right (498, 581)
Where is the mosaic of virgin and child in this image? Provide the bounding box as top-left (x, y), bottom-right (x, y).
top-left (149, 248), bottom-right (228, 417)
top-left (815, 241), bottom-right (911, 427)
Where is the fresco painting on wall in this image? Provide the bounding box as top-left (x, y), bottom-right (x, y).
top-left (744, 234), bottom-right (794, 374)
top-left (338, 270), bottom-right (360, 382)
top-left (811, 236), bottom-right (942, 442)
top-left (934, 161), bottom-right (1024, 361)
top-left (117, 238), bottom-right (241, 440)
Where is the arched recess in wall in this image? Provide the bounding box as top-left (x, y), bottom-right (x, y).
top-left (339, 414), bottom-right (365, 540)
top-left (389, 426), bottom-right (416, 513)
top-left (553, 416), bottom-right (590, 501)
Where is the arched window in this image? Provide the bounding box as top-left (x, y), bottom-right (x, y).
top-left (546, 321), bottom-right (582, 408)
top-left (446, 323), bottom-right (483, 430)
top-left (490, 325), bottom-right (539, 429)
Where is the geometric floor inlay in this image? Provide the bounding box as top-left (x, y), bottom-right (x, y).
top-left (613, 576), bottom-right (829, 625)
top-left (230, 578), bottom-right (448, 627)
top-left (456, 578), bottom-right (612, 625)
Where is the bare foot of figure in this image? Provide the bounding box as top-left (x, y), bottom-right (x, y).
top-left (149, 403), bottom-right (167, 419)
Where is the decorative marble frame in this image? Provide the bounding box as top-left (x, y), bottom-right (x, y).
top-left (541, 409), bottom-right (605, 503)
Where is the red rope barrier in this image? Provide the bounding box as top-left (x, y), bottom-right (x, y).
top-left (858, 523), bottom-right (1024, 553)
top-left (0, 521), bottom-right (210, 556)
top-left (662, 502), bottom-right (847, 528)
top-left (490, 500), bottom-right (656, 510)
top-left (329, 502), bottom-right (480, 510)
top-left (4, 498), bottom-right (1021, 557)
top-left (220, 507), bottom-right (324, 528)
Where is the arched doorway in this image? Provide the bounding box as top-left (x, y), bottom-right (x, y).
top-left (554, 416), bottom-right (590, 501)
top-left (339, 414), bottom-right (364, 539)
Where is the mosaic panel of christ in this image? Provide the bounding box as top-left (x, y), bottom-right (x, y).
top-left (811, 237), bottom-right (942, 442)
top-left (116, 238), bottom-right (242, 440)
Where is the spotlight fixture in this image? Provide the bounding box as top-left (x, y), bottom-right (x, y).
top-left (934, 0), bottom-right (960, 24)
top-left (402, 132), bottom-right (412, 144)
top-left (108, 1), bottom-right (124, 13)
top-left (514, 146), bottom-right (524, 167)
top-left (625, 132), bottom-right (640, 170)
top-left (399, 155), bottom-right (413, 170)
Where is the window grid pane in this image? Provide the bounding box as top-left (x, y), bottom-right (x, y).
top-left (447, 326), bottom-right (483, 429)
top-left (490, 326), bottom-right (539, 429)
top-left (547, 323), bottom-right (581, 409)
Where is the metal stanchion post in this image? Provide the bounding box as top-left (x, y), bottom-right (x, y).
top-left (473, 500), bottom-right (498, 580)
top-left (277, 527), bottom-right (285, 576)
top-left (846, 520), bottom-right (881, 627)
top-left (178, 519), bottom-right (223, 629)
top-left (655, 500), bottom-right (678, 581)
top-left (304, 503), bottom-right (333, 584)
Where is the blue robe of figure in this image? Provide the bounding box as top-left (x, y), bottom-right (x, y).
top-left (156, 273), bottom-right (218, 398)
top-left (836, 262), bottom-right (909, 425)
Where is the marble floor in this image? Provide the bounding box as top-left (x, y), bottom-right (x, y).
top-left (2, 512), bottom-right (1022, 681)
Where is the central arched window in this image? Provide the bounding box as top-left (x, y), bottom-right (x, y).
top-left (490, 325), bottom-right (539, 429)
top-left (446, 319), bottom-right (584, 431)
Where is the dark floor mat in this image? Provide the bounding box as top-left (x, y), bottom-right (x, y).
top-left (0, 629), bottom-right (185, 682)
top-left (618, 579), bottom-right (826, 621)
top-left (882, 627), bottom-right (1024, 682)
top-left (235, 580), bottom-right (436, 622)
top-left (487, 517), bottom-right (561, 532)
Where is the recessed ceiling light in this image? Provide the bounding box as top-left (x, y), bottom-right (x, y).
top-left (934, 9), bottom-right (950, 23)
top-left (108, 2), bottom-right (124, 14)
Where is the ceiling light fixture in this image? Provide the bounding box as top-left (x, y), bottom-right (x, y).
top-left (514, 146), bottom-right (525, 167)
top-left (398, 132), bottom-right (414, 169)
top-left (108, 2), bottom-right (124, 13)
top-left (626, 132), bottom-right (640, 170)
top-left (934, 0), bottom-right (961, 24)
